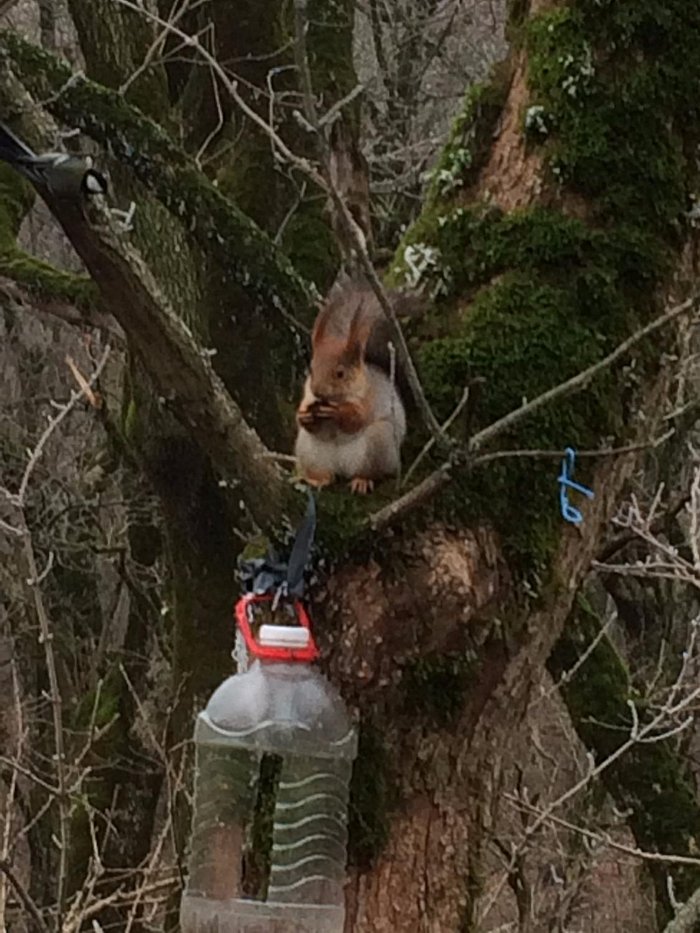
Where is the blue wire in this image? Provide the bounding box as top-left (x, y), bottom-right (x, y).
top-left (558, 447), bottom-right (594, 525)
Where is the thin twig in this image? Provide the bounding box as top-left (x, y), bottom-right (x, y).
top-left (328, 181), bottom-right (446, 442)
top-left (544, 612), bottom-right (615, 699)
top-left (479, 618), bottom-right (700, 924)
top-left (17, 348), bottom-right (111, 506)
top-left (111, 0), bottom-right (327, 184)
top-left (0, 859), bottom-right (50, 933)
top-left (293, 0), bottom-right (321, 133)
top-left (402, 385), bottom-right (470, 487)
top-left (0, 661), bottom-right (23, 929)
top-left (505, 794), bottom-right (700, 869)
top-left (472, 430), bottom-right (675, 467)
top-left (4, 347), bottom-right (110, 924)
top-left (470, 295), bottom-right (699, 453)
top-left (292, 0), bottom-right (445, 444)
top-left (294, 0), bottom-right (447, 447)
top-left (370, 461), bottom-right (453, 530)
top-left (18, 511), bottom-right (70, 922)
top-left (598, 487), bottom-right (691, 563)
top-left (318, 83), bottom-right (365, 128)
top-left (369, 295), bottom-right (699, 530)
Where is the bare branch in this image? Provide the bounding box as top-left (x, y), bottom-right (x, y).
top-left (369, 461), bottom-right (452, 531)
top-left (108, 0), bottom-right (445, 447)
top-left (664, 884), bottom-right (700, 933)
top-left (16, 348), bottom-right (111, 507)
top-left (401, 384), bottom-right (473, 487)
top-left (2, 29), bottom-right (314, 331)
top-left (370, 294), bottom-right (699, 530)
top-left (506, 794), bottom-right (700, 869)
top-left (470, 294), bottom-right (699, 453)
top-left (472, 430), bottom-right (675, 467)
top-left (0, 859), bottom-right (50, 933)
top-left (291, 0), bottom-right (445, 444)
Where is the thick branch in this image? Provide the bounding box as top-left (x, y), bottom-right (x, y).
top-left (43, 197), bottom-right (294, 528)
top-left (0, 50), bottom-right (299, 528)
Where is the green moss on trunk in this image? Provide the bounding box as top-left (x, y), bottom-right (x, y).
top-left (388, 0), bottom-right (700, 575)
top-left (3, 32), bottom-right (314, 325)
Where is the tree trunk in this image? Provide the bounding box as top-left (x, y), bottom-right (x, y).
top-left (3, 0), bottom-right (700, 928)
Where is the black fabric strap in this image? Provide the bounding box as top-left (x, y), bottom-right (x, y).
top-left (285, 493), bottom-right (316, 596)
top-left (238, 493), bottom-right (316, 598)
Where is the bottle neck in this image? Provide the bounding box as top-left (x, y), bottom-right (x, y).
top-left (254, 658), bottom-right (314, 673)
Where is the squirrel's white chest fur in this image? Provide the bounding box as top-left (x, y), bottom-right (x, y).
top-left (295, 364), bottom-right (406, 481)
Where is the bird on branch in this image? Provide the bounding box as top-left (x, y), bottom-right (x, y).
top-left (0, 121), bottom-right (108, 199)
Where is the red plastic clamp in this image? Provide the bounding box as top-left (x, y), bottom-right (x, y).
top-left (234, 593), bottom-right (319, 662)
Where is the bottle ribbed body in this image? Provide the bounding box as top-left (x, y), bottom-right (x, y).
top-left (181, 661), bottom-right (356, 933)
top-left (267, 755), bottom-right (351, 905)
top-left (185, 744), bottom-right (260, 900)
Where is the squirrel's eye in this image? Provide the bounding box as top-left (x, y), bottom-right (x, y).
top-left (334, 366), bottom-right (345, 380)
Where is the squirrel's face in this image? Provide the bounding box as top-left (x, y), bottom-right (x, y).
top-left (308, 299), bottom-right (371, 401)
top-left (309, 349), bottom-right (365, 402)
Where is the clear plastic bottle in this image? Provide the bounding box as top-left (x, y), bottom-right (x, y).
top-left (181, 615), bottom-right (357, 933)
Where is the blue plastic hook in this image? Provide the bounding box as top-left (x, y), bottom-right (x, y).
top-left (558, 447), bottom-right (594, 525)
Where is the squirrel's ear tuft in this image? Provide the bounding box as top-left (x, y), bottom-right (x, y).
top-left (345, 303), bottom-right (372, 363)
top-left (312, 305), bottom-right (332, 348)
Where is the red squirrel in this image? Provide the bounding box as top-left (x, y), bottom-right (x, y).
top-left (295, 279), bottom-right (408, 494)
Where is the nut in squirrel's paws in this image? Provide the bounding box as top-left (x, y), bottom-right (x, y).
top-left (350, 477), bottom-right (374, 495)
top-left (297, 402), bottom-right (337, 430)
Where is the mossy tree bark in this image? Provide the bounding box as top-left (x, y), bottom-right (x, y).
top-left (3, 0), bottom-right (700, 929)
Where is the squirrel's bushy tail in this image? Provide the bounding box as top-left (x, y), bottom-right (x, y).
top-left (323, 273), bottom-right (425, 408)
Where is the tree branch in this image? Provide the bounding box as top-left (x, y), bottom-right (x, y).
top-left (100, 0), bottom-right (445, 447)
top-left (0, 54), bottom-right (298, 529)
top-left (290, 0), bottom-right (445, 445)
top-left (44, 196), bottom-right (294, 527)
top-left (369, 294), bottom-right (699, 531)
top-left (469, 294), bottom-right (699, 453)
top-left (1, 30), bottom-right (315, 333)
top-left (0, 860), bottom-right (50, 933)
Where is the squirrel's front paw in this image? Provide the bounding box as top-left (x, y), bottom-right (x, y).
top-left (349, 477), bottom-right (374, 495)
top-left (297, 403), bottom-right (336, 432)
